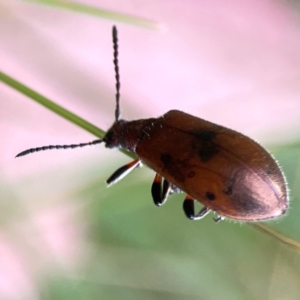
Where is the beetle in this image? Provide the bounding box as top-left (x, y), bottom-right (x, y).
top-left (16, 26), bottom-right (288, 222)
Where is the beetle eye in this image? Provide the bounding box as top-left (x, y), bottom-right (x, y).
top-left (104, 131), bottom-right (114, 145)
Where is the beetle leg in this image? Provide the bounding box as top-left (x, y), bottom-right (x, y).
top-left (183, 195), bottom-right (210, 220)
top-left (162, 179), bottom-right (171, 202)
top-left (213, 215), bottom-right (225, 223)
top-left (151, 173), bottom-right (162, 206)
top-left (106, 158), bottom-right (141, 186)
top-left (151, 174), bottom-right (170, 206)
top-left (169, 183), bottom-right (181, 195)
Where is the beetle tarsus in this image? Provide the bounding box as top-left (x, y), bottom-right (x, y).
top-left (213, 215), bottom-right (224, 223)
top-left (162, 179), bottom-right (171, 202)
top-left (193, 206), bottom-right (211, 220)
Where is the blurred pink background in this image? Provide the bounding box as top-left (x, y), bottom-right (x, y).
top-left (1, 0), bottom-right (300, 299)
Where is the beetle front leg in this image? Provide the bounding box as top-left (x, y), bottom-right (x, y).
top-left (106, 158), bottom-right (141, 186)
top-left (183, 195), bottom-right (210, 220)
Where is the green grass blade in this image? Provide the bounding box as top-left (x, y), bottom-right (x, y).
top-left (24, 0), bottom-right (164, 30)
top-left (0, 70), bottom-right (105, 138)
top-left (251, 223), bottom-right (300, 253)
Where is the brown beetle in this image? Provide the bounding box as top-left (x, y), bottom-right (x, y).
top-left (16, 26), bottom-right (288, 222)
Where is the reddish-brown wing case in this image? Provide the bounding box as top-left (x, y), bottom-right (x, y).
top-left (136, 110), bottom-right (288, 221)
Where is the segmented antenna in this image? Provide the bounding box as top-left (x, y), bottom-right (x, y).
top-left (15, 140), bottom-right (102, 158)
top-left (16, 27), bottom-right (120, 159)
top-left (112, 25), bottom-right (121, 121)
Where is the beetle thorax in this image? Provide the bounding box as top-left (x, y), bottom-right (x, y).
top-left (103, 118), bottom-right (156, 153)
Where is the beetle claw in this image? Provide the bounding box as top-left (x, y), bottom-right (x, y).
top-left (213, 215), bottom-right (225, 223)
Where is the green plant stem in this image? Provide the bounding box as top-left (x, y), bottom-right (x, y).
top-left (24, 0), bottom-right (163, 30)
top-left (0, 71), bottom-right (104, 138)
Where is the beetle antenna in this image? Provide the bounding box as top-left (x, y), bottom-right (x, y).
top-left (112, 25), bottom-right (121, 122)
top-left (15, 139), bottom-right (103, 158)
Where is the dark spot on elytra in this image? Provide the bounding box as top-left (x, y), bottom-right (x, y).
top-left (205, 191), bottom-right (216, 201)
top-left (160, 153), bottom-right (186, 183)
top-left (266, 169), bottom-right (273, 175)
top-left (229, 192), bottom-right (267, 217)
top-left (195, 130), bottom-right (217, 141)
top-left (198, 143), bottom-right (218, 162)
top-left (191, 143), bottom-right (197, 150)
top-left (174, 173), bottom-right (185, 182)
top-left (223, 186), bottom-right (233, 195)
top-left (160, 153), bottom-right (172, 166)
top-left (187, 171), bottom-right (195, 178)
